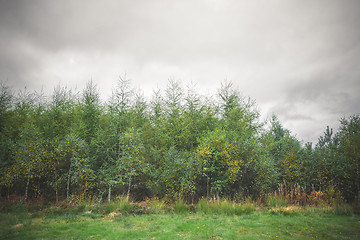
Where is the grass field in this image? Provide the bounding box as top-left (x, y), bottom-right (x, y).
top-left (1, 201), bottom-right (359, 240)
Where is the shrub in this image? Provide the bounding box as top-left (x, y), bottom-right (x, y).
top-left (146, 198), bottom-right (168, 214)
top-left (196, 198), bottom-right (210, 214)
top-left (242, 202), bottom-right (256, 215)
top-left (174, 199), bottom-right (189, 214)
top-left (196, 199), bottom-right (255, 216)
top-left (103, 197), bottom-right (131, 215)
top-left (266, 195), bottom-right (286, 208)
top-left (9, 201), bottom-right (28, 214)
top-left (334, 204), bottom-right (353, 216)
top-left (234, 204), bottom-right (243, 215)
top-left (104, 202), bottom-right (117, 214)
top-left (214, 200), bottom-right (235, 215)
top-left (117, 198), bottom-right (131, 214)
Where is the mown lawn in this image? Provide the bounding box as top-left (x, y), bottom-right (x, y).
top-left (1, 206), bottom-right (359, 240)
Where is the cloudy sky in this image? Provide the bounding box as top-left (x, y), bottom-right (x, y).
top-left (1, 0), bottom-right (359, 143)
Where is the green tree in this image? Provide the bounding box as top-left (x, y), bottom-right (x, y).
top-left (160, 148), bottom-right (200, 201)
top-left (337, 115), bottom-right (360, 202)
top-left (197, 129), bottom-right (245, 199)
top-left (164, 79), bottom-right (184, 149)
top-left (0, 83), bottom-right (12, 136)
top-left (5, 124), bottom-right (49, 201)
top-left (43, 86), bottom-right (75, 140)
top-left (50, 134), bottom-right (88, 201)
top-left (313, 126), bottom-right (337, 191)
top-left (93, 115), bottom-right (123, 203)
top-left (120, 128), bottom-right (146, 200)
top-left (109, 75), bottom-right (133, 133)
top-left (0, 83), bottom-right (13, 196)
top-left (81, 81), bottom-right (101, 144)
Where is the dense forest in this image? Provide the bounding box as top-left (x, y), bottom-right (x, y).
top-left (0, 78), bottom-right (359, 204)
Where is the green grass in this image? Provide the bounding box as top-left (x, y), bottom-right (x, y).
top-left (1, 203), bottom-right (359, 240)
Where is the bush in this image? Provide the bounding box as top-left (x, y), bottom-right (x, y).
top-left (146, 198), bottom-right (168, 214)
top-left (103, 197), bottom-right (131, 215)
top-left (104, 202), bottom-right (117, 214)
top-left (334, 204), bottom-right (353, 216)
top-left (174, 199), bottom-right (188, 214)
top-left (266, 195), bottom-right (286, 208)
top-left (117, 198), bottom-right (131, 214)
top-left (242, 202), bottom-right (256, 215)
top-left (234, 204), bottom-right (243, 215)
top-left (210, 200), bottom-right (234, 215)
top-left (9, 201), bottom-right (29, 214)
top-left (196, 198), bottom-right (210, 214)
top-left (5, 201), bottom-right (32, 226)
top-left (196, 199), bottom-right (255, 216)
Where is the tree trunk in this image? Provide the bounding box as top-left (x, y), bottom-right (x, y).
top-left (67, 162), bottom-right (72, 200)
top-left (108, 185), bottom-right (111, 203)
top-left (127, 175), bottom-right (132, 200)
top-left (357, 164), bottom-right (360, 204)
top-left (55, 170), bottom-right (58, 203)
top-left (206, 177), bottom-right (209, 199)
top-left (24, 175), bottom-right (30, 201)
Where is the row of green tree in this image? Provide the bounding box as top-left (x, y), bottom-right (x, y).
top-left (0, 78), bottom-right (359, 203)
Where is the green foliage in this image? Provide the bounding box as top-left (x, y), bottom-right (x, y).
top-left (242, 201), bottom-right (256, 215)
top-left (197, 128), bottom-right (258, 198)
top-left (173, 199), bottom-right (189, 214)
top-left (9, 201), bottom-right (29, 214)
top-left (195, 198), bottom-right (210, 214)
top-left (160, 148), bottom-right (200, 200)
top-left (104, 199), bottom-right (130, 215)
top-left (334, 204), bottom-right (353, 216)
top-left (208, 199), bottom-right (235, 215)
top-left (0, 80), bottom-right (359, 205)
top-left (195, 199), bottom-right (255, 216)
top-left (267, 195), bottom-right (287, 208)
top-left (146, 198), bottom-right (168, 214)
top-left (337, 115), bottom-right (360, 202)
top-left (81, 81), bottom-right (101, 144)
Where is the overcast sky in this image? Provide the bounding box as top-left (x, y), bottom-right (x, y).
top-left (1, 0), bottom-right (359, 143)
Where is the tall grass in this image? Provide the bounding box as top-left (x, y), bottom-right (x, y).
top-left (334, 204), bottom-right (353, 216)
top-left (266, 183), bottom-right (344, 208)
top-left (173, 199), bottom-right (189, 214)
top-left (209, 199), bottom-right (235, 215)
top-left (266, 195), bottom-right (286, 208)
top-left (1, 194), bottom-right (353, 218)
top-left (1, 201), bottom-right (32, 229)
top-left (196, 198), bottom-right (210, 214)
top-left (195, 198), bottom-right (255, 216)
top-left (78, 196), bottom-right (131, 215)
top-left (146, 198), bottom-right (168, 214)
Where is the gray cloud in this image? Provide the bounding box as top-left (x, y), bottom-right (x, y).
top-left (270, 42), bottom-right (360, 142)
top-left (285, 44), bottom-right (360, 113)
top-left (1, 0), bottom-right (360, 143)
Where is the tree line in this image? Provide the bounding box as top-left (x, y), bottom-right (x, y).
top-left (0, 78), bottom-right (359, 203)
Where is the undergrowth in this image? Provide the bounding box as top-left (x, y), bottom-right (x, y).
top-left (0, 195), bottom-right (356, 217)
